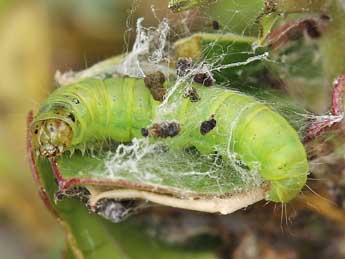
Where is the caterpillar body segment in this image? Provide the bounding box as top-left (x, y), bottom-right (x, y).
top-left (160, 85), bottom-right (309, 202)
top-left (31, 78), bottom-right (159, 157)
top-left (31, 77), bottom-right (309, 203)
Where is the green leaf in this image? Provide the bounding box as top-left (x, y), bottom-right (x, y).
top-left (208, 0), bottom-right (265, 36)
top-left (260, 0), bottom-right (345, 92)
top-left (57, 150), bottom-right (251, 195)
top-left (257, 13), bottom-right (280, 45)
top-left (174, 33), bottom-right (269, 88)
top-left (32, 148), bottom-right (219, 259)
top-left (52, 142), bottom-right (265, 215)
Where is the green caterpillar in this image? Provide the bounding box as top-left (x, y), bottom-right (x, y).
top-left (31, 77), bottom-right (309, 203)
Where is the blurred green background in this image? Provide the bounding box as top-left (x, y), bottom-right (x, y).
top-left (0, 1), bottom-right (178, 258)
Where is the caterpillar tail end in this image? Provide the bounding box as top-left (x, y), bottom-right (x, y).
top-left (266, 176), bottom-right (308, 203)
top-left (30, 119), bottom-right (73, 158)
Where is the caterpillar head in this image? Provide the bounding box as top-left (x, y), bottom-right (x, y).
top-left (31, 117), bottom-right (73, 158)
top-left (31, 104), bottom-right (75, 160)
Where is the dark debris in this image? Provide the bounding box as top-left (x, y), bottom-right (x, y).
top-left (144, 71), bottom-right (167, 102)
top-left (142, 121), bottom-right (181, 138)
top-left (200, 115), bottom-right (217, 135)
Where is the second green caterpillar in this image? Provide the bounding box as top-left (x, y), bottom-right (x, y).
top-left (31, 77), bottom-right (309, 203)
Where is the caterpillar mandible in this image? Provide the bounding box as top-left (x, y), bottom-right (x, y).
top-left (30, 77), bottom-right (309, 203)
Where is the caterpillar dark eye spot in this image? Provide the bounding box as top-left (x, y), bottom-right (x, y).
top-left (34, 129), bottom-right (38, 134)
top-left (183, 87), bottom-right (200, 102)
top-left (68, 113), bottom-right (76, 122)
top-left (176, 57), bottom-right (193, 77)
top-left (200, 115), bottom-right (216, 135)
top-left (72, 98), bottom-right (80, 104)
top-left (144, 71), bottom-right (167, 102)
top-left (194, 72), bottom-right (214, 87)
top-left (145, 121), bottom-right (181, 138)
